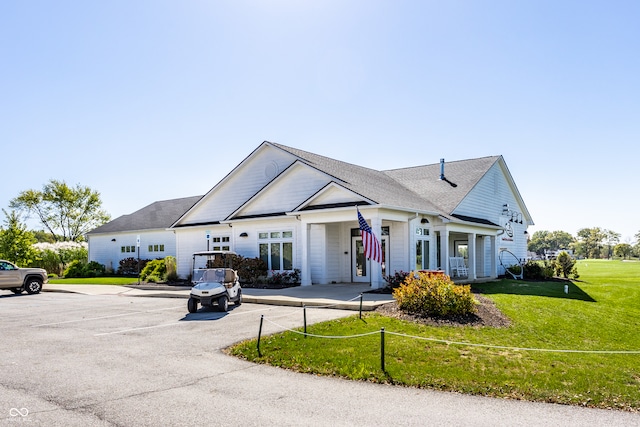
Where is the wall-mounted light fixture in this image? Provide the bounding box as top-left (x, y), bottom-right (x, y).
top-left (111, 238), bottom-right (116, 242)
top-left (421, 218), bottom-right (429, 224)
top-left (239, 232), bottom-right (248, 237)
top-left (502, 205), bottom-right (523, 224)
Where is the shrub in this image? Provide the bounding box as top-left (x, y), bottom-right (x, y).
top-left (165, 256), bottom-right (178, 282)
top-left (393, 272), bottom-right (477, 317)
top-left (140, 259), bottom-right (166, 282)
top-left (384, 270), bottom-right (411, 289)
top-left (555, 251), bottom-right (579, 279)
top-left (235, 256), bottom-right (268, 285)
top-left (82, 261), bottom-right (106, 277)
top-left (118, 257), bottom-right (150, 276)
top-left (63, 260), bottom-right (85, 278)
top-left (523, 260), bottom-right (556, 280)
top-left (266, 269), bottom-right (301, 286)
top-left (32, 241), bottom-right (89, 276)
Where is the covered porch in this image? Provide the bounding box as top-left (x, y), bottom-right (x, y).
top-left (295, 208), bottom-right (501, 289)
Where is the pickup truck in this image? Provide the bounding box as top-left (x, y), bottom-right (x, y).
top-left (0, 260), bottom-right (48, 294)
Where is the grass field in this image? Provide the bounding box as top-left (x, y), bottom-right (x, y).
top-left (48, 277), bottom-right (139, 285)
top-left (228, 259), bottom-right (640, 411)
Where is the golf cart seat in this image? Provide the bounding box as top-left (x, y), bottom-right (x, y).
top-left (204, 268), bottom-right (238, 288)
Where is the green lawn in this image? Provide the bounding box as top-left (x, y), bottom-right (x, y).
top-left (48, 277), bottom-right (139, 285)
top-left (228, 259), bottom-right (640, 411)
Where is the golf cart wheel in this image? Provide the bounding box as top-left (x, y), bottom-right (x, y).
top-left (187, 297), bottom-right (198, 313)
top-left (218, 295), bottom-right (229, 312)
top-left (11, 288), bottom-right (23, 295)
top-left (235, 289), bottom-right (242, 306)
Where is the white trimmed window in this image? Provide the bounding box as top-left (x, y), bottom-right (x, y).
top-left (210, 235), bottom-right (231, 251)
top-left (415, 227), bottom-right (431, 270)
top-left (259, 230), bottom-right (293, 271)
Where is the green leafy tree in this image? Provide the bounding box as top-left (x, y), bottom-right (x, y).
top-left (527, 230), bottom-right (575, 255)
top-left (9, 179), bottom-right (111, 242)
top-left (0, 209), bottom-right (38, 266)
top-left (576, 227), bottom-right (607, 259)
top-left (603, 230), bottom-right (621, 259)
top-left (614, 243), bottom-right (632, 260)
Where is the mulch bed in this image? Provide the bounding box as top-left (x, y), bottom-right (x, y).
top-left (374, 291), bottom-right (511, 328)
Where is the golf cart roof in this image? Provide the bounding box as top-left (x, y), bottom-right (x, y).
top-left (192, 251), bottom-right (237, 257)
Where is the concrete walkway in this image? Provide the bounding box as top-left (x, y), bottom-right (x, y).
top-left (43, 283), bottom-right (395, 311)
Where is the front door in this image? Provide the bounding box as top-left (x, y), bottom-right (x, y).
top-left (351, 235), bottom-right (387, 283)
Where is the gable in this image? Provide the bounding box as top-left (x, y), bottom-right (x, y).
top-left (231, 162), bottom-right (334, 218)
top-left (299, 182), bottom-right (370, 210)
top-left (384, 156), bottom-right (500, 214)
top-left (453, 158), bottom-right (533, 225)
top-left (173, 143), bottom-right (299, 226)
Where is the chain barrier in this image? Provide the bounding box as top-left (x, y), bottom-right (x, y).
top-left (255, 293), bottom-right (640, 362)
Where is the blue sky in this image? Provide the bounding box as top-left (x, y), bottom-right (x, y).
top-left (1, 1), bottom-right (638, 242)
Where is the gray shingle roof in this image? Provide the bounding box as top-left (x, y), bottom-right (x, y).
top-left (384, 156), bottom-right (501, 214)
top-left (88, 195), bottom-right (202, 234)
top-left (269, 142), bottom-right (499, 215)
top-left (92, 143), bottom-right (506, 235)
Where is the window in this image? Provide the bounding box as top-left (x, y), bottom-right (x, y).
top-left (415, 227), bottom-right (431, 270)
top-left (148, 244), bottom-right (166, 253)
top-left (209, 235), bottom-right (230, 251)
top-left (351, 226), bottom-right (389, 237)
top-left (259, 230), bottom-right (293, 271)
top-left (121, 246), bottom-right (136, 253)
top-left (415, 227), bottom-right (430, 236)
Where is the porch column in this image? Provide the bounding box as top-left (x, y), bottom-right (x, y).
top-left (467, 232), bottom-right (477, 280)
top-left (476, 236), bottom-right (486, 278)
top-left (300, 221), bottom-right (312, 286)
top-left (490, 235), bottom-right (498, 278)
top-left (370, 217), bottom-right (383, 289)
top-left (440, 229), bottom-right (450, 275)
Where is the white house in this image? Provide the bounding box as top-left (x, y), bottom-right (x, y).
top-left (88, 141), bottom-right (533, 288)
top-left (87, 196), bottom-right (201, 273)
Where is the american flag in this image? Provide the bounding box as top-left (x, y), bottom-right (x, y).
top-left (357, 208), bottom-right (382, 263)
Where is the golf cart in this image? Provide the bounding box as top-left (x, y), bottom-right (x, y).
top-left (187, 251), bottom-right (242, 313)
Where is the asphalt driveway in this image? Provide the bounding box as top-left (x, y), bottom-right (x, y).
top-left (1, 291), bottom-right (638, 426)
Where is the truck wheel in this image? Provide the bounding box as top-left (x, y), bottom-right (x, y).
top-left (24, 278), bottom-right (42, 294)
top-left (187, 297), bottom-right (198, 313)
top-left (218, 295), bottom-right (228, 312)
top-left (235, 290), bottom-right (242, 306)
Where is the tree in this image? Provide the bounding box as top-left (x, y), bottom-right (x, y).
top-left (603, 229), bottom-right (621, 259)
top-left (0, 209), bottom-right (37, 266)
top-left (555, 251), bottom-right (578, 279)
top-left (614, 243), bottom-right (632, 260)
top-left (9, 179), bottom-right (110, 242)
top-left (576, 227), bottom-right (608, 259)
top-left (527, 230), bottom-right (575, 255)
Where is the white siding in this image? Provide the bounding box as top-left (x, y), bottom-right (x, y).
top-left (307, 184), bottom-right (362, 207)
top-left (178, 145), bottom-right (297, 225)
top-left (310, 224), bottom-right (326, 284)
top-left (324, 223), bottom-right (342, 283)
top-left (454, 162), bottom-right (529, 263)
top-left (88, 229), bottom-right (176, 273)
top-left (386, 221), bottom-right (409, 276)
top-left (236, 164), bottom-right (330, 217)
top-left (175, 218), bottom-right (302, 279)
